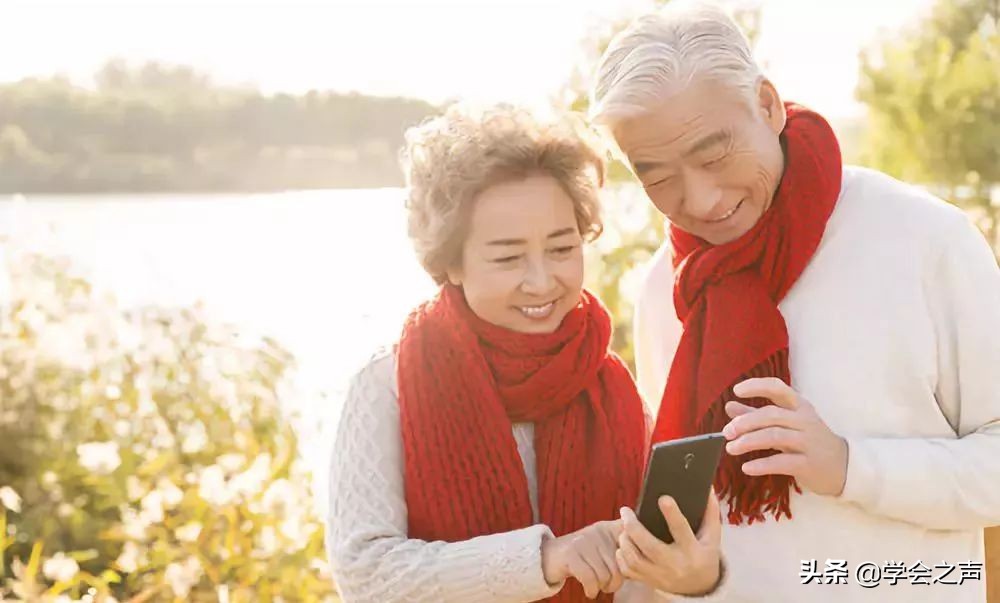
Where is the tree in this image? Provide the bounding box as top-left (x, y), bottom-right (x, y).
top-left (95, 59), bottom-right (214, 95)
top-left (857, 0), bottom-right (1000, 252)
top-left (0, 246), bottom-right (335, 601)
top-left (0, 61), bottom-right (439, 193)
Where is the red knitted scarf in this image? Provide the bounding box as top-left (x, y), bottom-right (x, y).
top-left (398, 285), bottom-right (647, 602)
top-left (652, 103), bottom-right (842, 525)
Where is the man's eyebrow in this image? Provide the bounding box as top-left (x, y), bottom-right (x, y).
top-left (633, 160), bottom-right (663, 176)
top-left (685, 130), bottom-right (732, 157)
top-left (632, 130), bottom-right (732, 175)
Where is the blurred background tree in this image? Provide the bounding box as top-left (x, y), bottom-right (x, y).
top-left (0, 60), bottom-right (437, 193)
top-left (0, 245), bottom-right (335, 602)
top-left (857, 0), bottom-right (1000, 252)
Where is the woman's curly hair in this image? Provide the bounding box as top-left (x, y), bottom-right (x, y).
top-left (402, 103), bottom-right (607, 285)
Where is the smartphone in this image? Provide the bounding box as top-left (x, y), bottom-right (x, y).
top-left (635, 432), bottom-right (726, 543)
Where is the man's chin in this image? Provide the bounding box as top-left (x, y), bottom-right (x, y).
top-left (694, 215), bottom-right (762, 246)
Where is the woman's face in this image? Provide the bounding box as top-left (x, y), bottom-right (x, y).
top-left (447, 174), bottom-right (586, 334)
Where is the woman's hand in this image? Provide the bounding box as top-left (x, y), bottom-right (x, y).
top-left (616, 489), bottom-right (723, 596)
top-left (541, 519), bottom-right (625, 598)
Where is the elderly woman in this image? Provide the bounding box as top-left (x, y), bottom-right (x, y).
top-left (325, 104), bottom-right (725, 602)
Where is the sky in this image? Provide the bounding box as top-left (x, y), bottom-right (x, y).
top-left (0, 0), bottom-right (936, 119)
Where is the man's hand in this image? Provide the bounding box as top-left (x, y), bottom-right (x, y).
top-left (541, 519), bottom-right (625, 598)
top-left (616, 490), bottom-right (722, 596)
top-left (722, 377), bottom-right (848, 497)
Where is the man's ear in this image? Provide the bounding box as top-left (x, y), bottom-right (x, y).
top-left (757, 79), bottom-right (786, 134)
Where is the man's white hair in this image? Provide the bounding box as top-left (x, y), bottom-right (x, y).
top-left (590, 1), bottom-right (762, 125)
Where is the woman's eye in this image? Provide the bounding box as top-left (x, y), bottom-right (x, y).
top-left (705, 154), bottom-right (728, 167)
top-left (551, 246), bottom-right (577, 256)
top-left (492, 255), bottom-right (521, 264)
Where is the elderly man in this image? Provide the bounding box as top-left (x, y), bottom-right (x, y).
top-left (590, 2), bottom-right (1000, 601)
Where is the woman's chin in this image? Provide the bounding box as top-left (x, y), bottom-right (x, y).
top-left (510, 319), bottom-right (560, 335)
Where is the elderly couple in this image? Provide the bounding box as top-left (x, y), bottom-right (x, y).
top-left (325, 3), bottom-right (1000, 601)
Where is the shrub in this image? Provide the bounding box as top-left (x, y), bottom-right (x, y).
top-left (0, 246), bottom-right (336, 602)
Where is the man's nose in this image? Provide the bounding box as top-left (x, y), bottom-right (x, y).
top-left (682, 169), bottom-right (724, 220)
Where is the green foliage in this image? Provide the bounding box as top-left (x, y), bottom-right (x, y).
top-left (584, 187), bottom-right (666, 370)
top-left (0, 60), bottom-right (438, 193)
top-left (0, 246), bottom-right (336, 602)
top-left (857, 0), bottom-right (1000, 250)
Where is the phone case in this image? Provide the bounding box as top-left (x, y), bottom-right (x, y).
top-left (635, 433), bottom-right (726, 543)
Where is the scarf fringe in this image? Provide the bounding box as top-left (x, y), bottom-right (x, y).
top-left (699, 349), bottom-right (803, 525)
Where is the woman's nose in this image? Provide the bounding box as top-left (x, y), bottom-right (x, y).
top-left (520, 256), bottom-right (555, 294)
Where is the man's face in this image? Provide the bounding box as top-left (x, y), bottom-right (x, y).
top-left (611, 78), bottom-right (786, 245)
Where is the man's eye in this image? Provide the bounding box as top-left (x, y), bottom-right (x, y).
top-left (646, 175), bottom-right (674, 188)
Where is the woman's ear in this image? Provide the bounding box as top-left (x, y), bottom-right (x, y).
top-left (445, 268), bottom-right (462, 287)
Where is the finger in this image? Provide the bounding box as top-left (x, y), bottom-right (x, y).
top-left (618, 532), bottom-right (648, 576)
top-left (733, 377), bottom-right (799, 410)
top-left (726, 426), bottom-right (805, 456)
top-left (724, 400), bottom-right (755, 419)
top-left (698, 487), bottom-right (723, 545)
top-left (606, 518), bottom-right (625, 541)
top-left (580, 546), bottom-right (612, 592)
top-left (597, 519), bottom-right (624, 552)
top-left (723, 405), bottom-right (802, 439)
top-left (616, 548), bottom-right (638, 580)
top-left (567, 556), bottom-right (601, 599)
top-left (621, 506), bottom-right (670, 563)
top-left (659, 495), bottom-right (698, 550)
top-left (598, 542), bottom-right (624, 593)
top-left (603, 567), bottom-right (624, 594)
top-left (741, 452), bottom-right (806, 477)
top-left (591, 521), bottom-right (622, 592)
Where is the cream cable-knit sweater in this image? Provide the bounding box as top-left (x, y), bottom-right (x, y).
top-left (325, 349), bottom-right (728, 602)
top-left (633, 166), bottom-right (1000, 602)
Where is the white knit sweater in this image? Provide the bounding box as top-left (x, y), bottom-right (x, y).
top-left (325, 349), bottom-right (728, 602)
top-left (633, 166), bottom-right (1000, 602)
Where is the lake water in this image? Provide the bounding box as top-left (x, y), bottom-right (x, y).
top-left (0, 190), bottom-right (439, 483)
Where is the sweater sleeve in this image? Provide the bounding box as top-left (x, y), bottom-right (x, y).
top-left (839, 212), bottom-right (1000, 529)
top-left (324, 352), bottom-right (563, 603)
